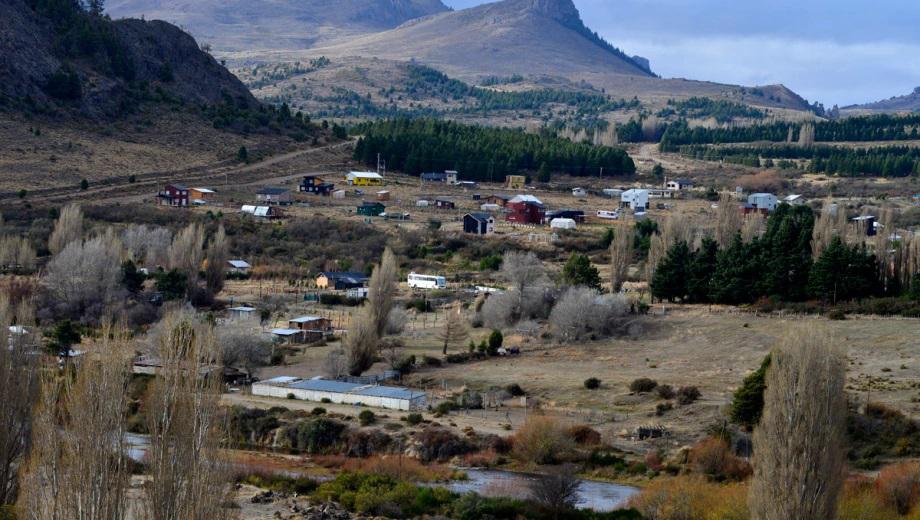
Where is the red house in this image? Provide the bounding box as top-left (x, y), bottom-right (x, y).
top-left (157, 184), bottom-right (190, 207)
top-left (506, 195), bottom-right (545, 225)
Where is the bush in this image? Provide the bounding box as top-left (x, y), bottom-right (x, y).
top-left (281, 417), bottom-right (347, 453)
top-left (311, 407), bottom-right (326, 416)
top-left (358, 410), bottom-right (377, 426)
top-left (434, 401), bottom-right (458, 416)
top-left (584, 377), bottom-right (602, 390)
top-left (239, 473), bottom-right (317, 495)
top-left (874, 461), bottom-right (920, 514)
top-left (405, 413), bottom-right (424, 426)
top-left (505, 383), bottom-right (526, 397)
top-left (488, 329), bottom-right (504, 350)
top-left (630, 475), bottom-right (750, 520)
top-left (689, 437), bottom-right (751, 481)
top-left (730, 354), bottom-right (771, 428)
top-left (320, 293), bottom-right (364, 306)
top-left (655, 402), bottom-right (673, 416)
top-left (512, 417), bottom-right (574, 465)
top-left (345, 430), bottom-right (393, 458)
top-left (656, 384), bottom-right (675, 400)
top-left (629, 378), bottom-right (658, 393)
top-left (677, 386), bottom-right (701, 405)
top-left (414, 428), bottom-right (473, 462)
top-left (567, 425), bottom-right (602, 446)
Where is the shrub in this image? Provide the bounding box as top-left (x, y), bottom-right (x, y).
top-left (730, 354), bottom-right (771, 428)
top-left (505, 383), bottom-right (525, 397)
top-left (414, 428), bottom-right (473, 462)
top-left (875, 461), bottom-right (920, 515)
top-left (488, 329), bottom-right (504, 350)
top-left (512, 417), bottom-right (574, 465)
top-left (689, 437), bottom-right (752, 481)
top-left (630, 476), bottom-right (749, 520)
top-left (677, 386), bottom-right (701, 405)
top-left (238, 472), bottom-right (317, 495)
top-left (311, 407), bottom-right (326, 416)
top-left (656, 384), bottom-right (675, 400)
top-left (406, 413), bottom-right (424, 426)
top-left (281, 417), bottom-right (347, 453)
top-left (629, 378), bottom-right (658, 393)
top-left (321, 398), bottom-right (332, 403)
top-left (567, 425), bottom-right (602, 446)
top-left (584, 377), bottom-right (602, 390)
top-left (358, 410), bottom-right (377, 426)
top-left (655, 402), bottom-right (673, 416)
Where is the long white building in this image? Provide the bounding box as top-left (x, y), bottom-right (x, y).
top-left (252, 377), bottom-right (427, 411)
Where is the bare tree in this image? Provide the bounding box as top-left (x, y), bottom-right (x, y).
top-left (646, 215), bottom-right (691, 281)
top-left (384, 306), bottom-right (409, 336)
top-left (324, 347), bottom-right (348, 379)
top-left (19, 324), bottom-right (132, 520)
top-left (715, 193), bottom-right (743, 248)
top-left (529, 466), bottom-right (581, 519)
top-left (343, 309), bottom-right (378, 376)
top-left (609, 226), bottom-right (634, 293)
top-left (366, 248), bottom-right (398, 336)
top-left (798, 122), bottom-right (816, 147)
top-left (741, 215), bottom-right (766, 243)
top-left (479, 290), bottom-right (516, 330)
top-left (48, 203), bottom-right (83, 255)
top-left (205, 225), bottom-right (228, 294)
top-left (42, 235), bottom-right (123, 322)
top-left (0, 300), bottom-right (40, 506)
top-left (749, 326), bottom-right (846, 520)
top-left (500, 251), bottom-right (548, 320)
top-left (123, 225), bottom-right (172, 267)
top-left (437, 303), bottom-right (469, 355)
top-left (167, 223), bottom-right (205, 290)
top-left (217, 321), bottom-right (271, 379)
top-left (549, 287), bottom-right (629, 342)
top-left (142, 310), bottom-right (233, 520)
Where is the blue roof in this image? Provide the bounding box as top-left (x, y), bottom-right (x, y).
top-left (285, 379), bottom-right (425, 400)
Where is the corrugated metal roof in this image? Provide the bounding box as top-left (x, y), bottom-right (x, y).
top-left (263, 376), bottom-right (301, 385)
top-left (510, 195), bottom-right (543, 205)
top-left (357, 385), bottom-right (426, 400)
top-left (288, 379), bottom-right (363, 393)
top-left (348, 171), bottom-right (383, 179)
top-left (271, 328), bottom-right (302, 336)
top-left (284, 379), bottom-right (425, 400)
top-left (290, 316), bottom-right (323, 323)
top-left (228, 260), bottom-right (251, 268)
top-left (228, 306), bottom-right (256, 312)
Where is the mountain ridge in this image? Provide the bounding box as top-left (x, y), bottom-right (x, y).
top-left (843, 87), bottom-right (920, 114)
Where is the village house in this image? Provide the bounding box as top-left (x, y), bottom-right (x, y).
top-left (505, 175), bottom-right (526, 190)
top-left (256, 187), bottom-right (293, 205)
top-left (744, 193), bottom-right (778, 214)
top-left (506, 194), bottom-right (545, 225)
top-left (288, 316), bottom-right (332, 333)
top-left (621, 189), bottom-right (650, 210)
top-left (346, 171), bottom-right (384, 186)
top-left (783, 194), bottom-right (806, 205)
top-left (463, 212), bottom-right (496, 235)
top-left (666, 179), bottom-right (694, 191)
top-left (270, 328), bottom-right (308, 345)
top-left (227, 306), bottom-right (257, 321)
top-left (483, 194), bottom-right (511, 207)
top-left (434, 198), bottom-right (456, 210)
top-left (316, 271), bottom-right (369, 290)
top-left (356, 201), bottom-right (386, 216)
top-left (227, 259), bottom-right (251, 274)
top-left (189, 187), bottom-right (217, 204)
top-left (299, 175), bottom-right (335, 195)
top-left (157, 184), bottom-right (190, 207)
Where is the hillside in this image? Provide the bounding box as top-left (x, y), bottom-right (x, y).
top-left (843, 87), bottom-right (920, 115)
top-left (106, 0), bottom-right (450, 51)
top-left (0, 0), bottom-right (329, 196)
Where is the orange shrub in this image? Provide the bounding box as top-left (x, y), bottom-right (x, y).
top-left (689, 437), bottom-right (751, 481)
top-left (875, 461), bottom-right (920, 515)
top-left (838, 480), bottom-right (899, 520)
top-left (340, 455), bottom-right (454, 482)
top-left (512, 416), bottom-right (574, 465)
top-left (567, 424), bottom-right (602, 446)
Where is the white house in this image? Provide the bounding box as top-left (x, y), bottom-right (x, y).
top-left (621, 189), bottom-right (650, 210)
top-left (572, 187), bottom-right (587, 197)
top-left (783, 194), bottom-right (806, 206)
top-left (666, 179), bottom-right (694, 191)
top-left (227, 259), bottom-right (251, 274)
top-left (748, 193), bottom-right (778, 212)
top-left (550, 218), bottom-right (577, 230)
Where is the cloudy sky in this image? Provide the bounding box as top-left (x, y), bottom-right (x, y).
top-left (443, 0), bottom-right (920, 107)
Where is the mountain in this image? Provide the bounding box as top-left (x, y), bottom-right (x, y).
top-left (1, 0), bottom-right (256, 118)
top-left (106, 0), bottom-right (451, 51)
top-left (842, 87), bottom-right (920, 115)
top-left (307, 0), bottom-right (654, 79)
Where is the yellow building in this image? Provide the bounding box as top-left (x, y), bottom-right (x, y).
top-left (505, 175), bottom-right (526, 189)
top-left (346, 171), bottom-right (384, 186)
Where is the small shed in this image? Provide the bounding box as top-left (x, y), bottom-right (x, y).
top-left (190, 188), bottom-right (216, 204)
top-left (484, 195), bottom-right (511, 207)
top-left (463, 212), bottom-right (496, 235)
top-left (572, 187), bottom-right (587, 197)
top-left (550, 218), bottom-right (577, 230)
top-left (434, 198), bottom-right (456, 210)
top-left (332, 190), bottom-right (346, 199)
top-left (376, 190), bottom-right (391, 201)
top-left (288, 316), bottom-right (332, 332)
top-left (416, 199), bottom-right (430, 208)
top-left (783, 194), bottom-right (806, 205)
top-left (480, 203), bottom-right (501, 211)
top-left (506, 175), bottom-right (526, 190)
top-left (270, 328), bottom-right (307, 345)
top-left (227, 259), bottom-right (251, 274)
top-left (227, 306), bottom-right (257, 321)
